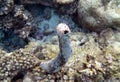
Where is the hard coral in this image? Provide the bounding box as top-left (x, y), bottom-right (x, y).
top-left (0, 5), bottom-right (35, 39)
top-left (0, 49), bottom-right (41, 81)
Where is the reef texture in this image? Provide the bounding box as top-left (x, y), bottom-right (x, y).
top-left (0, 23), bottom-right (73, 81)
top-left (77, 0), bottom-right (120, 32)
top-left (0, 49), bottom-right (40, 81)
top-left (20, 0), bottom-right (78, 14)
top-left (0, 42), bottom-right (48, 82)
top-left (20, 0), bottom-right (75, 5)
top-left (0, 2), bottom-right (36, 51)
top-left (0, 0), bottom-right (14, 15)
top-left (0, 30), bottom-right (120, 81)
top-left (0, 0), bottom-right (120, 82)
top-left (0, 3), bottom-right (36, 39)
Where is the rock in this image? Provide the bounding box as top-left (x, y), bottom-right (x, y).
top-left (20, 0), bottom-right (78, 14)
top-left (0, 30), bottom-right (5, 39)
top-left (20, 0), bottom-right (54, 6)
top-left (77, 0), bottom-right (120, 32)
top-left (57, 0), bottom-right (78, 14)
top-left (0, 0), bottom-right (119, 81)
top-left (43, 28), bottom-right (54, 36)
top-left (56, 0), bottom-right (74, 4)
top-left (23, 72), bottom-right (34, 82)
top-left (49, 80), bottom-right (55, 82)
top-left (0, 0), bottom-right (14, 15)
top-left (43, 23), bottom-right (54, 36)
top-left (65, 31), bottom-right (120, 81)
top-left (20, 0), bottom-right (75, 5)
top-left (63, 75), bottom-right (68, 80)
top-left (104, 30), bottom-right (120, 54)
top-left (0, 5), bottom-right (36, 39)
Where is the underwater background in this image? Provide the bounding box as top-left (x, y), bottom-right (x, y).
top-left (0, 0), bottom-right (120, 82)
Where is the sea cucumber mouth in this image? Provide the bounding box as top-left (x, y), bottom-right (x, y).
top-left (64, 30), bottom-right (69, 34)
top-left (56, 23), bottom-right (71, 35)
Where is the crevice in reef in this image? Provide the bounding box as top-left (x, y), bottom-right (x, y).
top-left (0, 29), bottom-right (28, 52)
top-left (0, 4), bottom-right (84, 52)
top-left (24, 4), bottom-right (84, 40)
top-left (11, 71), bottom-right (26, 82)
top-left (0, 2), bottom-right (92, 52)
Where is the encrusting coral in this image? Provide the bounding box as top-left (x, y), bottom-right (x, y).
top-left (0, 23), bottom-right (72, 81)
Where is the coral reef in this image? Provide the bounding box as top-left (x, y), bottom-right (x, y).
top-left (0, 2), bottom-right (36, 51)
top-left (20, 0), bottom-right (75, 5)
top-left (0, 5), bottom-right (35, 38)
top-left (56, 0), bottom-right (74, 4)
top-left (56, 0), bottom-right (78, 14)
top-left (0, 23), bottom-right (73, 81)
top-left (5, 30), bottom-right (119, 82)
top-left (77, 0), bottom-right (120, 32)
top-left (0, 0), bottom-right (14, 15)
top-left (0, 29), bottom-right (28, 52)
top-left (27, 6), bottom-right (80, 40)
top-left (20, 0), bottom-right (78, 14)
top-left (0, 49), bottom-right (40, 81)
top-left (0, 30), bottom-right (120, 81)
top-left (0, 0), bottom-right (120, 82)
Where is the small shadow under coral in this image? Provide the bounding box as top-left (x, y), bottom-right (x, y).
top-left (0, 29), bottom-right (28, 52)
